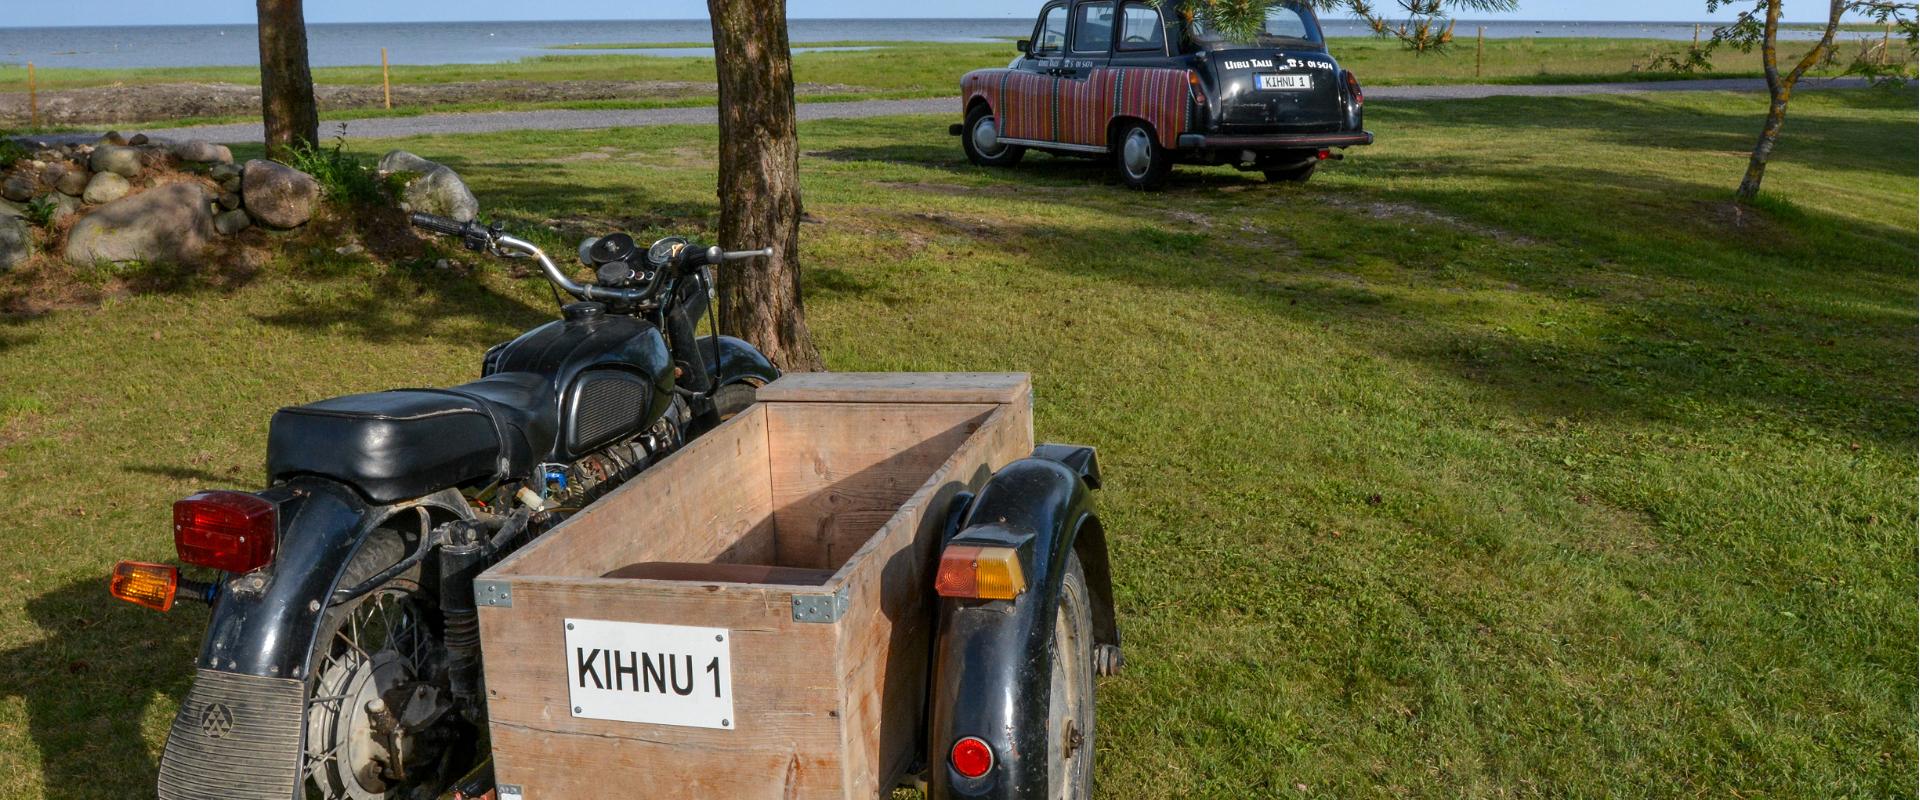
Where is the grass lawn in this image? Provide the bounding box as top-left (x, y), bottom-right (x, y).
top-left (1, 36), bottom-right (1897, 128)
top-left (0, 88), bottom-right (1913, 798)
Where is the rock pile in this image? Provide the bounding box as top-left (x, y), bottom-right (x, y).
top-left (0, 133), bottom-right (483, 272)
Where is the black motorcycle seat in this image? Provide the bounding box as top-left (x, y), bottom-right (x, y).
top-left (266, 372), bottom-right (559, 504)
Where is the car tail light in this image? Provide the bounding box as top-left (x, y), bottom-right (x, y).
top-left (110, 561), bottom-right (179, 611)
top-left (1344, 70), bottom-right (1364, 105)
top-left (950, 736), bottom-right (994, 779)
top-left (1188, 70), bottom-right (1205, 106)
top-left (934, 545), bottom-right (1026, 600)
top-left (174, 491), bottom-right (277, 573)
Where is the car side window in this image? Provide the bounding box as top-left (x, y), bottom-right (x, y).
top-left (1116, 3), bottom-right (1164, 52)
top-left (1071, 1), bottom-right (1115, 54)
top-left (1034, 6), bottom-right (1069, 54)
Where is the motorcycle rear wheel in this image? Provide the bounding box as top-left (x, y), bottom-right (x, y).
top-left (304, 529), bottom-right (473, 800)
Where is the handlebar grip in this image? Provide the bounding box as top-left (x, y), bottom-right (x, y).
top-left (409, 212), bottom-right (469, 237)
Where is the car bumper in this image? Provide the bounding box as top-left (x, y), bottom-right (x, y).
top-left (1176, 130), bottom-right (1374, 150)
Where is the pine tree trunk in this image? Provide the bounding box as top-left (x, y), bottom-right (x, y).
top-left (706, 0), bottom-right (825, 372)
top-left (257, 0), bottom-right (318, 162)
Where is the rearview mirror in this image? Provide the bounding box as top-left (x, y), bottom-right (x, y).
top-left (1016, 39), bottom-right (1031, 54)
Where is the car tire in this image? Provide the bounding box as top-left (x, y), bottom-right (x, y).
top-left (962, 105), bottom-right (1025, 167)
top-left (1113, 121), bottom-right (1172, 190)
top-left (1264, 161), bottom-right (1317, 183)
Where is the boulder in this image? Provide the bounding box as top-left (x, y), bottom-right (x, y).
top-left (47, 193), bottom-right (81, 225)
top-left (378, 150), bottom-right (443, 175)
top-left (214, 208), bottom-right (252, 236)
top-left (89, 146), bottom-right (143, 178)
top-left (65, 182), bottom-right (216, 265)
top-left (1, 174), bottom-right (33, 202)
top-left (54, 166), bottom-right (90, 197)
top-left (0, 198), bottom-right (23, 218)
top-left (217, 191), bottom-right (242, 210)
top-left (209, 162), bottom-right (243, 183)
top-left (241, 159), bottom-right (320, 229)
top-left (98, 131), bottom-right (127, 146)
top-left (83, 172), bottom-right (131, 205)
top-left (400, 166), bottom-right (480, 223)
top-left (0, 216), bottom-right (31, 272)
top-left (173, 139), bottom-right (233, 164)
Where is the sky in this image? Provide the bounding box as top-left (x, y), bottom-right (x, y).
top-left (2, 0), bottom-right (1847, 28)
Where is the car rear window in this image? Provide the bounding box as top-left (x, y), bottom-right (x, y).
top-left (1118, 3), bottom-right (1164, 52)
top-left (1188, 1), bottom-right (1324, 47)
top-left (1072, 2), bottom-right (1115, 54)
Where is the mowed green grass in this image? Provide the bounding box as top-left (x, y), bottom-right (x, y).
top-left (0, 89), bottom-right (1913, 798)
top-left (2, 36), bottom-right (1893, 127)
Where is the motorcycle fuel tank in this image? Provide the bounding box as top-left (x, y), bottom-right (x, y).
top-left (483, 302), bottom-right (675, 461)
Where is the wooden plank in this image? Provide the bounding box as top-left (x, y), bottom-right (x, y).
top-left (494, 403), bottom-right (775, 579)
top-left (479, 579), bottom-right (845, 798)
top-left (758, 372), bottom-right (1030, 406)
top-left (765, 403), bottom-right (995, 571)
top-left (828, 403), bottom-right (1033, 795)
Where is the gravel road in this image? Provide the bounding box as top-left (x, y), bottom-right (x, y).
top-left (47, 77), bottom-right (1884, 145)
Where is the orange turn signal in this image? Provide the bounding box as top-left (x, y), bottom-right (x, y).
top-left (934, 545), bottom-right (1026, 600)
top-left (110, 561), bottom-right (179, 612)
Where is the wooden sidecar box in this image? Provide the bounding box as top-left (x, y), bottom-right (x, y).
top-left (475, 373), bottom-right (1034, 799)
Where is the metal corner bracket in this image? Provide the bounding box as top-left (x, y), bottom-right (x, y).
top-left (475, 579), bottom-right (514, 608)
top-left (791, 586), bottom-right (849, 623)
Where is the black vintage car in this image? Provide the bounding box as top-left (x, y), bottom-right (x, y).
top-left (953, 0), bottom-right (1371, 188)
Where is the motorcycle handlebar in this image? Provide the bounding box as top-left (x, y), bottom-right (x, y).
top-left (408, 211), bottom-right (472, 237)
top-left (412, 213), bottom-right (770, 304)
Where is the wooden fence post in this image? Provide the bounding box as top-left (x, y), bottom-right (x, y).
top-left (1693, 23), bottom-right (1700, 50)
top-left (27, 62), bottom-right (37, 128)
top-left (1475, 27), bottom-right (1484, 78)
top-left (381, 47), bottom-right (392, 109)
top-left (1882, 21), bottom-right (1893, 66)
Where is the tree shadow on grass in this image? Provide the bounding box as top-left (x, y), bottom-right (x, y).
top-left (970, 158), bottom-right (1915, 447)
top-left (0, 578), bottom-right (202, 800)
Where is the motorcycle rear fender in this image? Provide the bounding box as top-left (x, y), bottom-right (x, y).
top-left (928, 445), bottom-right (1117, 800)
top-left (698, 334), bottom-right (779, 388)
top-left (194, 477), bottom-right (472, 680)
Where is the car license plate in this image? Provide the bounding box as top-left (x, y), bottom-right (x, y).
top-left (564, 618), bottom-right (735, 729)
top-left (1256, 73), bottom-right (1312, 91)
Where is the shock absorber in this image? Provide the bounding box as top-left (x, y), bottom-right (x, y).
top-left (436, 521), bottom-right (489, 714)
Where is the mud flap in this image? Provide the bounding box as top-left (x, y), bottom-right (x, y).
top-left (157, 669), bottom-right (305, 800)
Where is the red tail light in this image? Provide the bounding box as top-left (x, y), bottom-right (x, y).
top-left (1344, 70), bottom-right (1364, 105)
top-left (174, 491), bottom-right (277, 573)
top-left (950, 736), bottom-right (994, 779)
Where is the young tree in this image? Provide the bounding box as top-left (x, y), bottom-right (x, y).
top-left (1663, 0), bottom-right (1916, 201)
top-left (257, 0), bottom-right (319, 162)
top-left (705, 0), bottom-right (825, 371)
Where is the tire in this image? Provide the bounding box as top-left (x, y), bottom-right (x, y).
top-left (713, 382), bottom-right (759, 421)
top-left (962, 105), bottom-right (1025, 167)
top-left (1113, 121), bottom-right (1172, 191)
top-left (1264, 161), bottom-right (1317, 183)
top-left (303, 527), bottom-right (473, 800)
top-left (1046, 551), bottom-right (1096, 800)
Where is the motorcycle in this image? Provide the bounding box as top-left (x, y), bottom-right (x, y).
top-left (108, 212), bottom-right (780, 800)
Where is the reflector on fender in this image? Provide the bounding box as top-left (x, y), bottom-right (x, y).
top-left (175, 490), bottom-right (277, 573)
top-left (950, 735), bottom-right (994, 778)
top-left (933, 545), bottom-right (1026, 600)
top-left (110, 561), bottom-right (179, 611)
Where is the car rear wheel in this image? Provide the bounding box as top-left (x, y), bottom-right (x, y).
top-left (1264, 162), bottom-right (1317, 183)
top-left (1114, 122), bottom-right (1171, 190)
top-left (962, 106), bottom-right (1025, 167)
